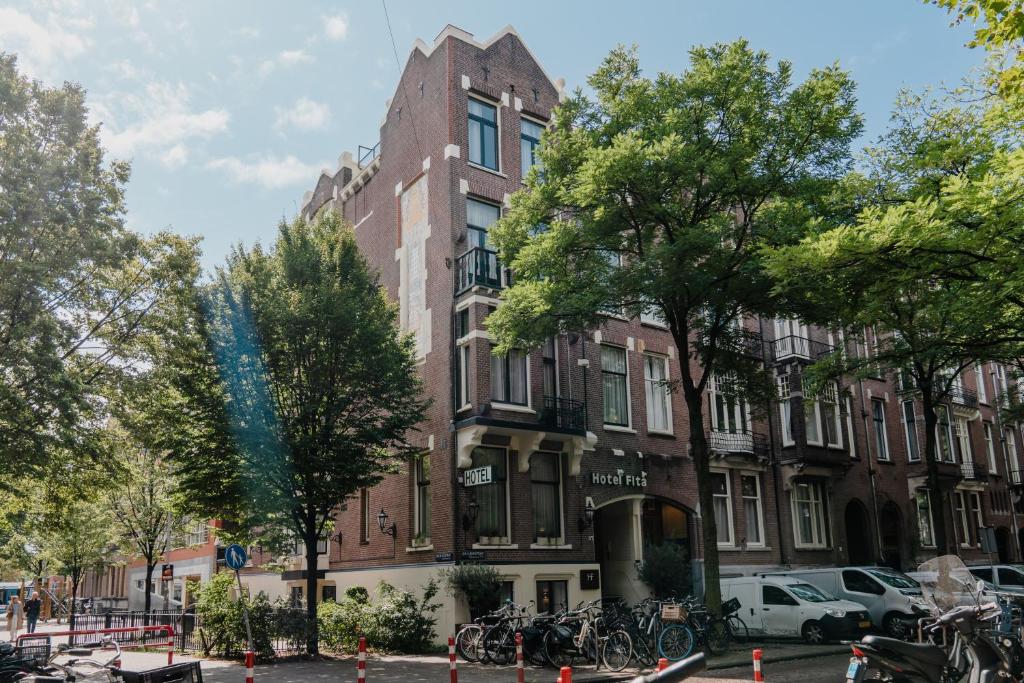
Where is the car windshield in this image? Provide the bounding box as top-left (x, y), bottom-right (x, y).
top-left (788, 583), bottom-right (834, 603)
top-left (867, 569), bottom-right (919, 589)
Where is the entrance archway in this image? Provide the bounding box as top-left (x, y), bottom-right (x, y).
top-left (995, 526), bottom-right (1012, 563)
top-left (879, 502), bottom-right (903, 572)
top-left (844, 500), bottom-right (874, 566)
top-left (593, 496), bottom-right (693, 603)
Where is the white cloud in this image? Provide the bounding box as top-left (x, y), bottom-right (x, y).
top-left (0, 7), bottom-right (90, 80)
top-left (324, 14), bottom-right (348, 41)
top-left (107, 59), bottom-right (143, 80)
top-left (274, 97), bottom-right (330, 131)
top-left (234, 25), bottom-right (260, 39)
top-left (257, 49), bottom-right (315, 77)
top-left (95, 81), bottom-right (230, 162)
top-left (159, 144), bottom-right (188, 169)
top-left (206, 155), bottom-right (327, 189)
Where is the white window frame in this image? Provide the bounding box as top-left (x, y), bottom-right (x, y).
top-left (955, 491), bottom-right (971, 549)
top-left (975, 362), bottom-right (988, 403)
top-left (491, 346), bottom-right (531, 409)
top-left (935, 405), bottom-right (956, 463)
top-left (359, 487), bottom-right (370, 543)
top-left (530, 451), bottom-right (565, 546)
top-left (902, 400), bottom-right (920, 462)
top-left (643, 353), bottom-right (673, 435)
top-left (871, 398), bottom-right (890, 462)
top-left (791, 480), bottom-right (829, 549)
top-left (468, 96), bottom-right (500, 172)
top-left (777, 374), bottom-right (794, 446)
top-left (472, 447), bottom-right (513, 546)
top-left (803, 377), bottom-right (823, 447)
top-left (916, 490), bottom-right (936, 548)
top-left (413, 456), bottom-right (431, 546)
top-left (1007, 429), bottom-right (1020, 475)
top-left (711, 469), bottom-right (735, 548)
top-left (640, 303), bottom-right (668, 328)
top-left (969, 491), bottom-right (984, 547)
top-left (709, 372), bottom-right (752, 435)
top-left (820, 381), bottom-right (843, 449)
top-left (456, 342), bottom-right (472, 411)
top-left (519, 114), bottom-right (546, 181)
top-left (740, 473), bottom-right (765, 549)
top-left (846, 396), bottom-right (857, 459)
top-left (954, 417), bottom-right (972, 463)
top-left (984, 422), bottom-right (997, 473)
top-left (773, 317), bottom-right (809, 359)
top-left (601, 344), bottom-right (632, 430)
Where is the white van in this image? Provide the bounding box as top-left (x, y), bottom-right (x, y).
top-left (720, 575), bottom-right (872, 644)
top-left (772, 567), bottom-right (930, 637)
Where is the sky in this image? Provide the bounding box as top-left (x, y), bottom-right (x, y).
top-left (1, 1), bottom-right (987, 270)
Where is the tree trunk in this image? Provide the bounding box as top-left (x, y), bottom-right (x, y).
top-left (920, 395), bottom-right (952, 555)
top-left (685, 387), bottom-right (723, 617)
top-left (69, 574), bottom-right (79, 632)
top-left (304, 527), bottom-right (320, 656)
top-left (144, 563), bottom-right (156, 614)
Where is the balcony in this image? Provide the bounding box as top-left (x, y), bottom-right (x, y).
top-left (949, 386), bottom-right (979, 410)
top-left (538, 396), bottom-right (587, 433)
top-left (358, 142), bottom-right (380, 168)
top-left (455, 247), bottom-right (511, 294)
top-left (768, 335), bottom-right (834, 365)
top-left (708, 430), bottom-right (770, 459)
top-left (735, 331), bottom-right (765, 361)
top-left (961, 461), bottom-right (985, 480)
top-left (1011, 468), bottom-right (1024, 487)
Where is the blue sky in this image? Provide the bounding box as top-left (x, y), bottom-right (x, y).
top-left (1, 1), bottom-right (985, 270)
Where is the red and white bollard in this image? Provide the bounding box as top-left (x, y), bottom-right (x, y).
top-left (357, 637), bottom-right (366, 683)
top-left (657, 657), bottom-right (669, 672)
top-left (515, 632), bottom-right (525, 683)
top-left (753, 648), bottom-right (764, 682)
top-left (244, 650), bottom-right (254, 683)
top-left (559, 666), bottom-right (573, 683)
top-left (448, 635), bottom-right (458, 683)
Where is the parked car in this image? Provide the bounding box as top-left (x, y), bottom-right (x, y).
top-left (720, 575), bottom-right (872, 644)
top-left (966, 565), bottom-right (1024, 596)
top-left (767, 566), bottom-right (929, 637)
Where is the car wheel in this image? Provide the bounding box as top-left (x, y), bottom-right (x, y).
top-left (801, 620), bottom-right (826, 645)
top-left (883, 613), bottom-right (910, 639)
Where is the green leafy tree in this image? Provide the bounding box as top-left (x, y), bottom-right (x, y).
top-left (934, 0), bottom-right (1024, 95)
top-left (168, 211), bottom-right (429, 654)
top-left (488, 42), bottom-right (861, 614)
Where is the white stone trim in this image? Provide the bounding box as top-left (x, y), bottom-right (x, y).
top-left (514, 96), bottom-right (523, 111)
top-left (500, 92), bottom-right (510, 107)
top-left (422, 157), bottom-right (431, 172)
top-left (459, 178), bottom-right (469, 195)
top-left (394, 181), bottom-right (403, 196)
top-left (444, 144), bottom-right (461, 159)
top-left (461, 74), bottom-right (470, 89)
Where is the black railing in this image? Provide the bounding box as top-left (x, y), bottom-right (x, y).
top-left (454, 247), bottom-right (510, 293)
top-left (358, 142), bottom-right (380, 168)
top-left (1011, 468), bottom-right (1023, 486)
top-left (961, 461), bottom-right (978, 480)
top-left (538, 395), bottom-right (587, 433)
top-left (736, 331), bottom-right (764, 360)
top-left (708, 431), bottom-right (770, 458)
top-left (949, 385), bottom-right (979, 409)
top-left (768, 335), bottom-right (835, 364)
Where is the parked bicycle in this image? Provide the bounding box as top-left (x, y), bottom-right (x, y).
top-left (543, 600), bottom-right (633, 672)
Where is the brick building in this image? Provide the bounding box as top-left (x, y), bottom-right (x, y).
top-left (287, 24), bottom-right (1024, 637)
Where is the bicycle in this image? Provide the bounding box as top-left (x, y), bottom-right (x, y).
top-left (544, 601), bottom-right (633, 672)
top-left (683, 598), bottom-right (730, 655)
top-left (651, 599), bottom-right (697, 662)
top-left (722, 597), bottom-right (748, 644)
top-left (456, 600), bottom-right (517, 663)
top-left (480, 601), bottom-right (534, 665)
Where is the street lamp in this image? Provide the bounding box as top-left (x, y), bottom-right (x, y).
top-left (377, 508), bottom-right (396, 537)
top-left (578, 498), bottom-right (595, 532)
top-left (462, 498), bottom-right (479, 532)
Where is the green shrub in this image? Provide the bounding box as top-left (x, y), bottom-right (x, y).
top-left (638, 543), bottom-right (691, 600)
top-left (317, 580), bottom-right (440, 654)
top-left (191, 572), bottom-right (276, 661)
top-left (345, 586), bottom-right (369, 604)
top-left (439, 564), bottom-right (502, 618)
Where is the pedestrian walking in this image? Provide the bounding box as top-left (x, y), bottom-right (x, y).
top-left (5, 595), bottom-right (24, 638)
top-left (24, 592), bottom-right (41, 634)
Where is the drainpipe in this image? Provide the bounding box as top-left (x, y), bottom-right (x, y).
top-left (991, 369), bottom-right (1023, 562)
top-left (858, 377), bottom-right (886, 566)
top-left (758, 317), bottom-right (787, 566)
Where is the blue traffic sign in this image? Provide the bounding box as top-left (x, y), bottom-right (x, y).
top-left (224, 543), bottom-right (248, 571)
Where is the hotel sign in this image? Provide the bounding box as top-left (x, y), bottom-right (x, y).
top-left (463, 466), bottom-right (493, 487)
top-left (590, 469), bottom-right (648, 488)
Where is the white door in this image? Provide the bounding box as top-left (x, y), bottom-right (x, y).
top-left (760, 585), bottom-right (799, 636)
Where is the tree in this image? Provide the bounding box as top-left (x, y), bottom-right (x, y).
top-left (764, 81), bottom-right (1023, 554)
top-left (169, 211), bottom-right (429, 654)
top-left (934, 0), bottom-right (1024, 95)
top-left (488, 42), bottom-right (861, 614)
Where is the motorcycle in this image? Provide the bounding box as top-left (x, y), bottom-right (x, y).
top-left (845, 554), bottom-right (1024, 682)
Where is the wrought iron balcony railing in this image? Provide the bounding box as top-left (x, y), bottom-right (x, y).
top-left (1011, 468), bottom-right (1024, 486)
top-left (708, 430), bottom-right (770, 458)
top-left (538, 395), bottom-right (586, 433)
top-left (949, 386), bottom-right (979, 409)
top-left (358, 142), bottom-right (380, 168)
top-left (454, 247), bottom-right (511, 294)
top-left (961, 461), bottom-right (978, 480)
top-left (768, 335), bottom-right (835, 364)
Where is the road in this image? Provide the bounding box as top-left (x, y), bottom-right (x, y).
top-left (693, 653), bottom-right (851, 681)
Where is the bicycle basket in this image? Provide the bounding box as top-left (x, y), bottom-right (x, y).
top-left (722, 597), bottom-right (741, 617)
top-left (118, 662), bottom-right (203, 683)
top-left (14, 635), bottom-right (51, 666)
top-left (552, 624), bottom-right (574, 642)
top-left (661, 604), bottom-right (687, 622)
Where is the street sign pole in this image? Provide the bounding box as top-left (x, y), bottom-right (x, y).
top-left (224, 544), bottom-right (253, 658)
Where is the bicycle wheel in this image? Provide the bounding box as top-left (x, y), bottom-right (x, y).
top-left (455, 624), bottom-right (482, 662)
top-left (657, 623), bottom-right (695, 661)
top-left (725, 615), bottom-right (749, 644)
top-left (482, 624), bottom-right (511, 665)
top-left (704, 618), bottom-right (730, 655)
top-left (601, 630), bottom-right (633, 672)
top-left (543, 628), bottom-right (572, 669)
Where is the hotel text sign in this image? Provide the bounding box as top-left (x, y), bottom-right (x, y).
top-left (590, 469), bottom-right (647, 488)
top-left (463, 466), bottom-right (493, 487)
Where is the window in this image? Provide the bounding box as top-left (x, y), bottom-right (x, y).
top-left (415, 456), bottom-right (431, 542)
top-left (536, 580), bottom-right (568, 615)
top-left (902, 400), bottom-right (920, 462)
top-left (531, 452), bottom-right (562, 541)
top-left (711, 471), bottom-right (734, 547)
top-left (916, 490), bottom-right (936, 547)
top-left (1000, 568), bottom-right (1024, 587)
top-left (640, 304), bottom-right (667, 327)
top-left (467, 198), bottom-right (500, 249)
top-left (1007, 429), bottom-right (1020, 479)
top-left (472, 447), bottom-right (508, 541)
top-left (741, 474), bottom-right (764, 547)
top-left (359, 488), bottom-right (370, 543)
top-left (820, 382), bottom-right (842, 448)
top-left (972, 567), bottom-right (994, 581)
top-left (491, 347), bottom-right (528, 405)
top-left (542, 338), bottom-right (558, 399)
top-left (996, 363), bottom-right (1009, 398)
top-left (600, 252), bottom-right (625, 317)
top-left (710, 373), bottom-right (749, 435)
top-left (955, 418), bottom-right (972, 462)
top-left (955, 492), bottom-right (971, 548)
top-left (846, 396), bottom-right (857, 458)
top-left (976, 362), bottom-right (988, 403)
top-left (762, 585), bottom-right (798, 606)
top-left (500, 581), bottom-right (515, 604)
top-left (842, 570), bottom-right (885, 595)
top-left (936, 405), bottom-right (955, 462)
top-left (969, 492), bottom-right (983, 546)
top-left (803, 378), bottom-right (821, 446)
top-left (777, 375), bottom-right (794, 446)
top-left (322, 586), bottom-right (337, 603)
top-left (468, 98), bottom-right (498, 170)
top-left (792, 481), bottom-right (828, 548)
top-left (872, 399), bottom-right (890, 461)
top-left (520, 118), bottom-right (544, 179)
top-left (773, 318), bottom-right (809, 358)
top-left (601, 345), bottom-right (630, 427)
top-left (644, 354), bottom-right (672, 433)
top-left (456, 344), bottom-right (471, 408)
top-left (984, 423), bottom-right (997, 472)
